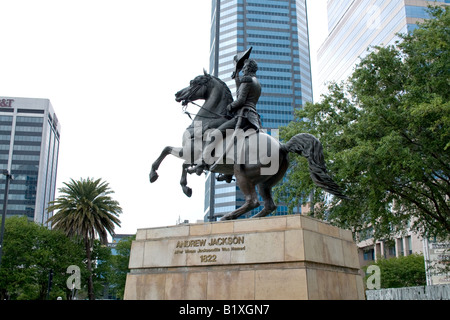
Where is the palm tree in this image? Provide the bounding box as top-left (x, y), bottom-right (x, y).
top-left (47, 177), bottom-right (122, 300)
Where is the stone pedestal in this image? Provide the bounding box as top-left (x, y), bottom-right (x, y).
top-left (124, 215), bottom-right (364, 300)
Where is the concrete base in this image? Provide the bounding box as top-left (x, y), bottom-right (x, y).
top-left (124, 215), bottom-right (364, 300)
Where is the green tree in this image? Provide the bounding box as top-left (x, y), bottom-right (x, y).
top-left (91, 239), bottom-right (113, 299)
top-left (0, 216), bottom-right (85, 300)
top-left (276, 6), bottom-right (450, 240)
top-left (364, 254), bottom-right (426, 288)
top-left (47, 177), bottom-right (122, 300)
top-left (109, 235), bottom-right (134, 299)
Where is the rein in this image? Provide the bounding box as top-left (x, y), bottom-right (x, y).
top-left (181, 83), bottom-right (230, 120)
top-left (182, 101), bottom-right (228, 120)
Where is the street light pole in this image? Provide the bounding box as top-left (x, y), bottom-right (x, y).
top-left (0, 170), bottom-right (13, 268)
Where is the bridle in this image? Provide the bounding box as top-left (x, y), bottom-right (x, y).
top-left (181, 79), bottom-right (230, 120)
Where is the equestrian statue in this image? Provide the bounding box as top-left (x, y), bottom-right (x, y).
top-left (149, 47), bottom-right (347, 221)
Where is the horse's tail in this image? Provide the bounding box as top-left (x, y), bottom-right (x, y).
top-left (282, 133), bottom-right (349, 199)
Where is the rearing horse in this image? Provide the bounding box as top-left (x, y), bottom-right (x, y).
top-left (149, 70), bottom-right (347, 220)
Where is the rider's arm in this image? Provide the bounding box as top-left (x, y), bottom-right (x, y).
top-left (228, 76), bottom-right (252, 111)
top-left (234, 72), bottom-right (241, 89)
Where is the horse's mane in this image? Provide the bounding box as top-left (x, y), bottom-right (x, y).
top-left (211, 75), bottom-right (233, 103)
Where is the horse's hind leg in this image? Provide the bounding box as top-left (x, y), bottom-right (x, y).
top-left (252, 183), bottom-right (277, 218)
top-left (252, 156), bottom-right (289, 218)
top-left (221, 167), bottom-right (260, 221)
top-left (221, 186), bottom-right (259, 220)
top-left (149, 146), bottom-right (182, 183)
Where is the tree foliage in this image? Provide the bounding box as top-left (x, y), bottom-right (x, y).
top-left (47, 177), bottom-right (122, 300)
top-left (47, 178), bottom-right (122, 244)
top-left (276, 6), bottom-right (450, 240)
top-left (108, 235), bottom-right (135, 299)
top-left (0, 216), bottom-right (119, 300)
top-left (364, 254), bottom-right (426, 289)
top-left (0, 216), bottom-right (85, 300)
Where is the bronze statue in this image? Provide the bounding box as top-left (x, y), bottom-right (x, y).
top-left (149, 49), bottom-right (347, 220)
top-left (188, 47), bottom-right (262, 181)
top-left (225, 47), bottom-right (262, 134)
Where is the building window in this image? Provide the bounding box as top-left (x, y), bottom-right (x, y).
top-left (363, 248), bottom-right (375, 261)
top-left (388, 245), bottom-right (396, 256)
top-left (406, 236), bottom-right (412, 255)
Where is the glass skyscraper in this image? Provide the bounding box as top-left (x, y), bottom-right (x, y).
top-left (317, 0), bottom-right (450, 96)
top-left (0, 97), bottom-right (60, 226)
top-left (205, 0), bottom-right (313, 221)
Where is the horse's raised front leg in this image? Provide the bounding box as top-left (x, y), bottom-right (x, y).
top-left (149, 146), bottom-right (182, 183)
top-left (180, 163), bottom-right (192, 197)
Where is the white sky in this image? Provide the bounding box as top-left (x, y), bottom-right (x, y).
top-left (0, 0), bottom-right (328, 234)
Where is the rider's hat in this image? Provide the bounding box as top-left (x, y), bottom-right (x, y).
top-left (233, 47), bottom-right (253, 73)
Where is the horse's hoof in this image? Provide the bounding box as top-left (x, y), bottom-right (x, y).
top-left (183, 187), bottom-right (192, 198)
top-left (216, 174), bottom-right (234, 183)
top-left (149, 171), bottom-right (159, 183)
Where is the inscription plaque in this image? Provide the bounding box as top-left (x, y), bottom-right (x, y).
top-left (174, 236), bottom-right (246, 264)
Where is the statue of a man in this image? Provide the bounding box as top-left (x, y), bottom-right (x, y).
top-left (224, 58), bottom-right (262, 133)
top-left (189, 49), bottom-right (262, 178)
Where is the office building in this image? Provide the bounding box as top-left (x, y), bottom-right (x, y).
top-left (357, 224), bottom-right (424, 268)
top-left (205, 0), bottom-right (313, 221)
top-left (317, 0), bottom-right (449, 271)
top-left (0, 97), bottom-right (61, 226)
top-left (317, 0), bottom-right (450, 96)
top-left (109, 234), bottom-right (134, 255)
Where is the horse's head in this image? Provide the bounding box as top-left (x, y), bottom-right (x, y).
top-left (175, 69), bottom-right (212, 106)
